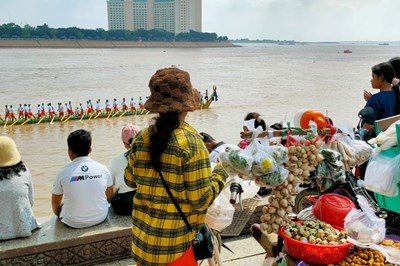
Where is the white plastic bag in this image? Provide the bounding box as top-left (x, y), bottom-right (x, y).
top-left (219, 145), bottom-right (253, 177)
top-left (251, 139), bottom-right (278, 176)
top-left (238, 179), bottom-right (260, 200)
top-left (347, 239), bottom-right (400, 265)
top-left (344, 195), bottom-right (386, 244)
top-left (205, 188), bottom-right (235, 232)
top-left (364, 151), bottom-right (400, 197)
top-left (351, 140), bottom-right (373, 166)
top-left (297, 206), bottom-right (318, 221)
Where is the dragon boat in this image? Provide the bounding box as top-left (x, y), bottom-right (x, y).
top-left (1, 93), bottom-right (216, 127)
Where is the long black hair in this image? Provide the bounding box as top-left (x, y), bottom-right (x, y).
top-left (372, 62), bottom-right (400, 114)
top-left (0, 161), bottom-right (26, 180)
top-left (244, 112), bottom-right (267, 130)
top-left (149, 112), bottom-right (180, 171)
top-left (388, 57), bottom-right (400, 115)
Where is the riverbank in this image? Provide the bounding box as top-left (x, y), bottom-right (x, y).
top-left (0, 39), bottom-right (240, 48)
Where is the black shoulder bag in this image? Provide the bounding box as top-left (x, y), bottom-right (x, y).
top-left (158, 170), bottom-right (214, 261)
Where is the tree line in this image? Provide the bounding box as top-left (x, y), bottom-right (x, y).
top-left (0, 23), bottom-right (229, 42)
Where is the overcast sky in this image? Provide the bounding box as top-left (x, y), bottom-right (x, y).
top-left (0, 0), bottom-right (399, 42)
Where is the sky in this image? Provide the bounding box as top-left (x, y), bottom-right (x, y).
top-left (0, 0), bottom-right (399, 42)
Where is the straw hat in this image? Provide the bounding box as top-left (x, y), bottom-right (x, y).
top-left (144, 67), bottom-right (200, 113)
top-left (0, 136), bottom-right (21, 167)
top-left (121, 124), bottom-right (141, 145)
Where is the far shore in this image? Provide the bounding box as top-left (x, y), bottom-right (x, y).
top-left (0, 39), bottom-right (240, 48)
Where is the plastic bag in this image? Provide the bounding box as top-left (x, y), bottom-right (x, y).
top-left (257, 165), bottom-right (288, 187)
top-left (364, 151), bottom-right (400, 197)
top-left (368, 121), bottom-right (400, 152)
top-left (297, 206), bottom-right (318, 221)
top-left (351, 140), bottom-right (373, 166)
top-left (251, 140), bottom-right (278, 176)
top-left (344, 195), bottom-right (386, 244)
top-left (205, 187), bottom-right (235, 232)
top-left (219, 145), bottom-right (253, 177)
top-left (346, 240), bottom-right (400, 265)
top-left (259, 138), bottom-right (288, 165)
top-left (316, 149), bottom-right (345, 182)
top-left (239, 179), bottom-right (260, 200)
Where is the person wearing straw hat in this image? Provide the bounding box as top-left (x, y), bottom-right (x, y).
top-left (109, 124), bottom-right (140, 215)
top-left (124, 67), bottom-right (228, 266)
top-left (0, 136), bottom-right (41, 240)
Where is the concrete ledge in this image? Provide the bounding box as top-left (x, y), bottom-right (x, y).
top-left (0, 209), bottom-right (132, 265)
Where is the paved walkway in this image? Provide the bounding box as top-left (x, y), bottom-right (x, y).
top-left (97, 234), bottom-right (267, 266)
top-left (98, 198), bottom-right (269, 266)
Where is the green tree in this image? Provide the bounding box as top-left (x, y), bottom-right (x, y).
top-left (0, 22), bottom-right (229, 42)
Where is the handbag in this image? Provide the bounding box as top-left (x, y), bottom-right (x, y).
top-left (158, 170), bottom-right (214, 260)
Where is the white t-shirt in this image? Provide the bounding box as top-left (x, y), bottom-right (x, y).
top-left (52, 156), bottom-right (113, 228)
top-left (210, 142), bottom-right (229, 163)
top-left (109, 152), bottom-right (135, 194)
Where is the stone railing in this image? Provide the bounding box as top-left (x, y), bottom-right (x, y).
top-left (0, 209), bottom-right (132, 266)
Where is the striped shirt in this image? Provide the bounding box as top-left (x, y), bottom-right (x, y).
top-left (124, 121), bottom-right (228, 265)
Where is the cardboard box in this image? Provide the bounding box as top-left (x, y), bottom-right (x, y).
top-left (375, 114), bottom-right (400, 134)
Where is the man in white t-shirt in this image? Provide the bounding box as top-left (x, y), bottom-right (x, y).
top-left (109, 124), bottom-right (140, 215)
top-left (199, 132), bottom-right (229, 163)
top-left (51, 129), bottom-right (113, 228)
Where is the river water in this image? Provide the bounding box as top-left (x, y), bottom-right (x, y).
top-left (0, 43), bottom-right (398, 217)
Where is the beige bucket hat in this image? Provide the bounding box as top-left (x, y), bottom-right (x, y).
top-left (144, 67), bottom-right (200, 113)
top-left (0, 136), bottom-right (21, 167)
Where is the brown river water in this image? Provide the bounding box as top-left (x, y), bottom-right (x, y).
top-left (0, 43), bottom-right (398, 217)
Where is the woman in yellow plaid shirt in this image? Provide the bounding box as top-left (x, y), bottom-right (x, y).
top-left (124, 67), bottom-right (228, 266)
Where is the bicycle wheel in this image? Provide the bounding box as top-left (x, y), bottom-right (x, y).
top-left (294, 188), bottom-right (320, 213)
top-left (211, 229), bottom-right (222, 253)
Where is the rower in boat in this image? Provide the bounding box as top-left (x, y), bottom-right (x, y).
top-left (9, 105), bottom-right (16, 122)
top-left (40, 103), bottom-right (46, 118)
top-left (213, 85), bottom-right (218, 101)
top-left (87, 100), bottom-right (94, 116)
top-left (95, 100), bottom-right (102, 114)
top-left (4, 105), bottom-right (10, 122)
top-left (121, 98), bottom-right (128, 112)
top-left (139, 97), bottom-right (146, 110)
top-left (18, 104), bottom-right (24, 120)
top-left (57, 103), bottom-right (65, 119)
top-left (66, 101), bottom-right (73, 117)
top-left (130, 98), bottom-right (137, 112)
top-left (48, 103), bottom-right (55, 119)
top-left (112, 98), bottom-right (119, 116)
top-left (23, 104), bottom-right (29, 120)
top-left (26, 104), bottom-right (34, 119)
top-left (105, 99), bottom-right (111, 116)
top-left (37, 104), bottom-right (44, 120)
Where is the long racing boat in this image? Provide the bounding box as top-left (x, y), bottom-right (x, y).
top-left (1, 92), bottom-right (216, 128)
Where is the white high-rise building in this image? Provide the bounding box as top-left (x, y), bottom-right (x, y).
top-left (107, 0), bottom-right (202, 34)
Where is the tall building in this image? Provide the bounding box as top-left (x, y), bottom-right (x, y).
top-left (107, 0), bottom-right (202, 34)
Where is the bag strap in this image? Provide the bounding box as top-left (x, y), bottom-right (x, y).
top-left (158, 170), bottom-right (193, 233)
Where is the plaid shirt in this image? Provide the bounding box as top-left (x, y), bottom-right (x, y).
top-left (124, 121), bottom-right (228, 265)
